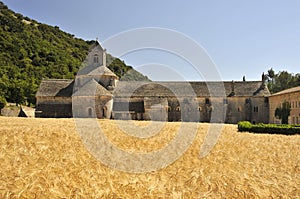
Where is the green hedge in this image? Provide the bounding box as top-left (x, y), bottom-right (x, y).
top-left (238, 121), bottom-right (300, 135)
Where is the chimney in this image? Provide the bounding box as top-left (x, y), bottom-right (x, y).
top-left (228, 80), bottom-right (235, 97)
top-left (261, 72), bottom-right (267, 89)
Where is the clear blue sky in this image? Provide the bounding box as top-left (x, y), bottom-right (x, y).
top-left (2, 0), bottom-right (300, 81)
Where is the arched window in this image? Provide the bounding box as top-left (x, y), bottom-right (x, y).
top-left (88, 108), bottom-right (93, 117)
top-left (167, 106), bottom-right (171, 112)
top-left (93, 54), bottom-right (99, 63)
top-left (198, 106), bottom-right (202, 112)
top-left (205, 98), bottom-right (210, 105)
top-left (176, 106), bottom-right (181, 112)
top-left (103, 107), bottom-right (107, 118)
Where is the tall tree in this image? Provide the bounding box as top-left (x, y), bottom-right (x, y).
top-left (275, 101), bottom-right (291, 124)
top-left (266, 68), bottom-right (300, 93)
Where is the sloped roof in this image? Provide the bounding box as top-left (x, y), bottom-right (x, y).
top-left (88, 66), bottom-right (117, 77)
top-left (77, 65), bottom-right (118, 78)
top-left (88, 40), bottom-right (104, 51)
top-left (270, 86), bottom-right (300, 97)
top-left (36, 79), bottom-right (270, 98)
top-left (113, 81), bottom-right (270, 97)
top-left (20, 106), bottom-right (35, 117)
top-left (36, 79), bottom-right (74, 97)
top-left (72, 79), bottom-right (112, 97)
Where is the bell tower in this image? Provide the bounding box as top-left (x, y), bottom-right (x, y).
top-left (87, 39), bottom-right (106, 67)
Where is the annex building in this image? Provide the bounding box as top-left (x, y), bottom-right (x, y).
top-left (269, 86), bottom-right (300, 125)
top-left (35, 42), bottom-right (271, 124)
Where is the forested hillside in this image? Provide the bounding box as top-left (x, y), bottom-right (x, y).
top-left (0, 2), bottom-right (149, 108)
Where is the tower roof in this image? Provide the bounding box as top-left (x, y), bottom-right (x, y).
top-left (72, 79), bottom-right (112, 97)
top-left (88, 40), bottom-right (104, 51)
top-left (88, 66), bottom-right (118, 77)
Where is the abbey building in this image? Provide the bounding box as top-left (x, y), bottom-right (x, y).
top-left (35, 41), bottom-right (271, 124)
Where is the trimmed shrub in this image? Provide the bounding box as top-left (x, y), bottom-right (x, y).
top-left (238, 121), bottom-right (300, 135)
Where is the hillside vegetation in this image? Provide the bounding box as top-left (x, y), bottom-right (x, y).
top-left (0, 117), bottom-right (299, 197)
top-left (0, 2), bottom-right (149, 108)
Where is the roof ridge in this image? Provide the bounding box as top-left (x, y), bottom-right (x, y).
top-left (271, 86), bottom-right (300, 96)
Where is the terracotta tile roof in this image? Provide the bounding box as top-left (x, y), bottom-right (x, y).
top-left (270, 86), bottom-right (300, 97)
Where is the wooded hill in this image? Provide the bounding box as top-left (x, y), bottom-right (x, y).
top-left (0, 2), bottom-right (149, 108)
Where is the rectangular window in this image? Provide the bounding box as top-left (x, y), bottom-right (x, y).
top-left (223, 98), bottom-right (228, 104)
top-left (292, 117), bottom-right (295, 124)
top-left (94, 56), bottom-right (99, 63)
top-left (253, 106), bottom-right (258, 112)
top-left (205, 98), bottom-right (210, 105)
top-left (264, 97), bottom-right (269, 103)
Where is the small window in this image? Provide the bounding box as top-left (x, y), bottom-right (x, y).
top-left (93, 55), bottom-right (99, 63)
top-left (245, 98), bottom-right (251, 104)
top-left (198, 106), bottom-right (202, 112)
top-left (103, 107), bottom-right (107, 118)
top-left (264, 97), bottom-right (269, 103)
top-left (292, 117), bottom-right (295, 124)
top-left (205, 98), bottom-right (210, 105)
top-left (176, 106), bottom-right (181, 112)
top-left (264, 97), bottom-right (269, 107)
top-left (253, 106), bottom-right (258, 112)
top-left (88, 108), bottom-right (92, 117)
top-left (168, 106), bottom-right (171, 112)
top-left (237, 107), bottom-right (240, 112)
top-left (223, 98), bottom-right (228, 104)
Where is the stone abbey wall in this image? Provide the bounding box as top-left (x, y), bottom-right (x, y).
top-left (109, 95), bottom-right (270, 124)
top-left (35, 97), bottom-right (72, 118)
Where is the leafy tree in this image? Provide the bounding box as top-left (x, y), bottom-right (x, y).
top-left (266, 68), bottom-right (300, 93)
top-left (0, 95), bottom-right (6, 111)
top-left (267, 68), bottom-right (275, 92)
top-left (275, 101), bottom-right (291, 124)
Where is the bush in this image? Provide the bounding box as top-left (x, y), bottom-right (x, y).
top-left (0, 96), bottom-right (6, 110)
top-left (238, 121), bottom-right (300, 135)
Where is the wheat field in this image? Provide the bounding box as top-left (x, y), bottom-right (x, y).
top-left (0, 117), bottom-right (299, 198)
